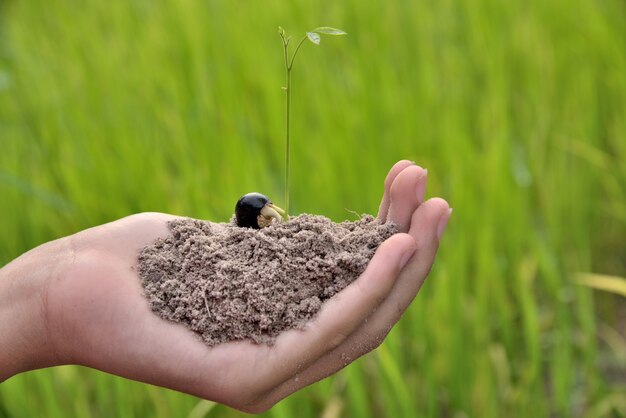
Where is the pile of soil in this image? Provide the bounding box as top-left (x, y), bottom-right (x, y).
top-left (138, 214), bottom-right (396, 346)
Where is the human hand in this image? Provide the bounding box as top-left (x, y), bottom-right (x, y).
top-left (0, 160), bottom-right (450, 413)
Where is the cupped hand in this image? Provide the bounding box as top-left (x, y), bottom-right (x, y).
top-left (41, 161), bottom-right (450, 413)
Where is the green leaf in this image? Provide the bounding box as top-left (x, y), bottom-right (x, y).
top-left (577, 273), bottom-right (626, 298)
top-left (312, 27), bottom-right (347, 35)
top-left (306, 32), bottom-right (320, 45)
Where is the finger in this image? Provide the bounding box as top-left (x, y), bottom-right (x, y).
top-left (257, 232), bottom-right (417, 389)
top-left (380, 197), bottom-right (451, 322)
top-left (252, 199), bottom-right (451, 408)
top-left (346, 198), bottom-right (450, 347)
top-left (377, 160), bottom-right (415, 222)
top-left (386, 165), bottom-right (428, 232)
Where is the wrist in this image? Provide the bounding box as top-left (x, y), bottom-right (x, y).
top-left (0, 237), bottom-right (73, 381)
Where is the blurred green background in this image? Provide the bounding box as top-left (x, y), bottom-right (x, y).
top-left (1, 0), bottom-right (625, 417)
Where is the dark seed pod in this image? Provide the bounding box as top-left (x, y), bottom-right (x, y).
top-left (235, 193), bottom-right (286, 229)
top-left (235, 193), bottom-right (269, 229)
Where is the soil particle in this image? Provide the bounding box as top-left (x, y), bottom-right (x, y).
top-left (138, 214), bottom-right (396, 346)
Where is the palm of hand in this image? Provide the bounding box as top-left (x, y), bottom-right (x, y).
top-left (44, 161), bottom-right (449, 412)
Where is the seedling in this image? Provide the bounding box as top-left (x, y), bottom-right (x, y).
top-left (235, 192), bottom-right (286, 229)
top-left (235, 26), bottom-right (346, 229)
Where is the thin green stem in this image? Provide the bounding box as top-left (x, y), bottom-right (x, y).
top-left (280, 33), bottom-right (309, 220)
top-left (289, 35), bottom-right (308, 70)
top-left (285, 48), bottom-right (291, 218)
top-left (281, 34), bottom-right (291, 219)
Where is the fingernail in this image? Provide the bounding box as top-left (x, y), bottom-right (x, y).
top-left (399, 245), bottom-right (416, 270)
top-left (416, 169), bottom-right (428, 204)
top-left (437, 208), bottom-right (452, 240)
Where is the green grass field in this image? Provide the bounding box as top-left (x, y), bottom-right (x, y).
top-left (1, 0), bottom-right (625, 416)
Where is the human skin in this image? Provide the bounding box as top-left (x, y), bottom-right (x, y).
top-left (0, 161), bottom-right (451, 413)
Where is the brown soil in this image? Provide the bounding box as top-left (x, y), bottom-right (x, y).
top-left (138, 214), bottom-right (396, 346)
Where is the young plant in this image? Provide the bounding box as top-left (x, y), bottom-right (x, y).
top-left (278, 26), bottom-right (347, 218)
top-left (235, 26), bottom-right (346, 229)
